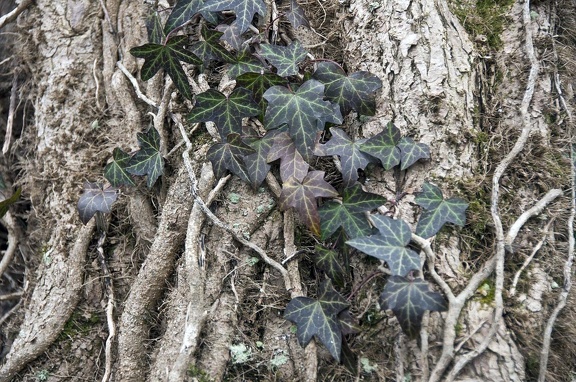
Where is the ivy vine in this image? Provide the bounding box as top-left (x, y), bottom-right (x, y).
top-left (77, 0), bottom-right (469, 364)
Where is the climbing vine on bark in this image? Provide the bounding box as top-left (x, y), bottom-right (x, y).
top-left (77, 0), bottom-right (469, 364)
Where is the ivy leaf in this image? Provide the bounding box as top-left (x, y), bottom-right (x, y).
top-left (359, 122), bottom-right (401, 170)
top-left (398, 137), bottom-right (430, 170)
top-left (126, 127), bottom-right (164, 188)
top-left (380, 276), bottom-right (448, 338)
top-left (267, 131), bottom-right (309, 183)
top-left (187, 88), bottom-right (260, 139)
top-left (227, 49), bottom-right (267, 79)
top-left (285, 0), bottom-right (309, 29)
top-left (415, 183), bottom-right (468, 238)
top-left (0, 188), bottom-right (21, 219)
top-left (207, 133), bottom-right (255, 183)
top-left (216, 22), bottom-right (247, 51)
top-left (164, 0), bottom-right (217, 34)
top-left (264, 80), bottom-right (337, 161)
top-left (260, 40), bottom-right (307, 77)
top-left (202, 0), bottom-right (266, 35)
top-left (130, 35), bottom-right (202, 100)
top-left (236, 72), bottom-right (288, 101)
top-left (190, 26), bottom-right (234, 65)
top-left (312, 61), bottom-right (382, 116)
top-left (242, 131), bottom-right (276, 188)
top-left (279, 171), bottom-right (338, 235)
top-left (346, 215), bottom-right (420, 276)
top-left (146, 12), bottom-right (166, 44)
top-left (315, 127), bottom-right (374, 187)
top-left (314, 245), bottom-right (345, 287)
top-left (104, 148), bottom-right (136, 187)
top-left (236, 71), bottom-right (288, 116)
top-left (77, 183), bottom-right (118, 224)
top-left (319, 184), bottom-right (386, 240)
top-left (284, 279), bottom-right (349, 361)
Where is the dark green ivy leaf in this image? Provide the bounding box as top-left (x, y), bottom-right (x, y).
top-left (242, 131), bottom-right (276, 189)
top-left (398, 137), bottom-right (430, 170)
top-left (164, 0), bottom-right (217, 35)
top-left (346, 215), bottom-right (420, 276)
top-left (260, 40), bottom-right (307, 77)
top-left (312, 61), bottom-right (382, 116)
top-left (264, 80), bottom-right (339, 161)
top-left (187, 88), bottom-right (260, 139)
top-left (202, 0), bottom-right (266, 35)
top-left (314, 245), bottom-right (346, 287)
top-left (227, 48), bottom-right (267, 79)
top-left (207, 133), bottom-right (255, 183)
top-left (267, 131), bottom-right (309, 183)
top-left (236, 71), bottom-right (288, 116)
top-left (77, 182), bottom-right (118, 224)
top-left (104, 148), bottom-right (136, 187)
top-left (146, 12), bottom-right (166, 44)
top-left (0, 188), bottom-right (21, 219)
top-left (315, 127), bottom-right (375, 187)
top-left (126, 127), bottom-right (164, 188)
top-left (284, 279), bottom-right (349, 361)
top-left (285, 0), bottom-right (309, 29)
top-left (190, 25), bottom-right (234, 65)
top-left (319, 184), bottom-right (386, 240)
top-left (130, 35), bottom-right (202, 100)
top-left (279, 171), bottom-right (338, 235)
top-left (380, 276), bottom-right (448, 338)
top-left (415, 183), bottom-right (468, 238)
top-left (359, 122), bottom-right (401, 170)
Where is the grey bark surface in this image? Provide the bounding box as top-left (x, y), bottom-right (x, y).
top-left (0, 0), bottom-right (574, 381)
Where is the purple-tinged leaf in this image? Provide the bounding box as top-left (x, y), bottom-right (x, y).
top-left (285, 0), bottom-right (309, 29)
top-left (202, 0), bottom-right (266, 35)
top-left (279, 171), bottom-right (338, 235)
top-left (267, 132), bottom-right (309, 183)
top-left (77, 183), bottom-right (118, 224)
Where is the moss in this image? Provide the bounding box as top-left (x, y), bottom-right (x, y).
top-left (449, 0), bottom-right (515, 50)
top-left (59, 311), bottom-right (100, 340)
top-left (475, 279), bottom-right (496, 305)
top-left (188, 365), bottom-right (212, 382)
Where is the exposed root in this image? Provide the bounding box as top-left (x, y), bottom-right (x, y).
top-left (537, 49), bottom-right (576, 382)
top-left (0, 221), bottom-right (95, 382)
top-left (1, 75), bottom-right (16, 155)
top-left (0, 0), bottom-right (33, 30)
top-left (117, 167), bottom-right (194, 381)
top-left (0, 211), bottom-right (21, 279)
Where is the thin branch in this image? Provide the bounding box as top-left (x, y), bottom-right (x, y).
top-left (116, 61), bottom-right (157, 108)
top-left (173, 114), bottom-right (292, 290)
top-left (0, 211), bottom-right (21, 279)
top-left (538, 49), bottom-right (576, 382)
top-left (2, 75), bottom-right (17, 154)
top-left (505, 189), bottom-right (562, 250)
top-left (96, 230), bottom-right (115, 382)
top-left (510, 218), bottom-right (555, 297)
top-left (0, 0), bottom-right (33, 30)
top-left (441, 1), bottom-right (541, 380)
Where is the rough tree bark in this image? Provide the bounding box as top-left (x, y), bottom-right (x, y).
top-left (0, 0), bottom-right (574, 381)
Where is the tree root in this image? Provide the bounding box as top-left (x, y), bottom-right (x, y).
top-left (117, 167), bottom-right (194, 382)
top-left (0, 221), bottom-right (95, 382)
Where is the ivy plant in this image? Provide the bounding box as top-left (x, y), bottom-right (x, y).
top-left (78, 0), bottom-right (470, 366)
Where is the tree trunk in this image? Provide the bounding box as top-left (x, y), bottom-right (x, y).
top-left (1, 0), bottom-right (575, 381)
